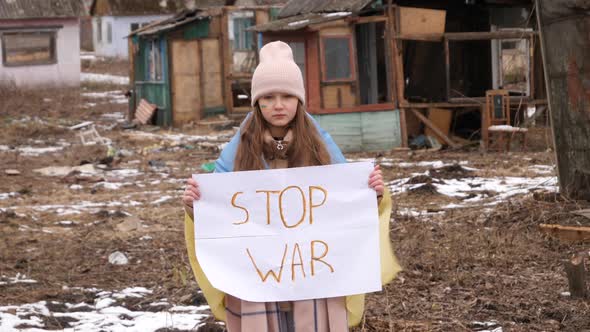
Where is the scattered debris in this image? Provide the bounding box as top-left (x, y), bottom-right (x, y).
top-left (539, 224), bottom-right (590, 242)
top-left (34, 164), bottom-right (98, 177)
top-left (78, 125), bottom-right (111, 146)
top-left (133, 99), bottom-right (157, 125)
top-left (69, 121), bottom-right (94, 131)
top-left (108, 251), bottom-right (129, 265)
top-left (4, 169), bottom-right (20, 176)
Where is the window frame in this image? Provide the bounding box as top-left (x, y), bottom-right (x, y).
top-left (96, 18), bottom-right (102, 42)
top-left (320, 35), bottom-right (355, 83)
top-left (1, 31), bottom-right (57, 67)
top-left (106, 22), bottom-right (112, 44)
top-left (146, 39), bottom-right (163, 82)
top-left (233, 16), bottom-right (255, 51)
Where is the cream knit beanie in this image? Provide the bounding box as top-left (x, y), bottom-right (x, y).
top-left (251, 41), bottom-right (305, 106)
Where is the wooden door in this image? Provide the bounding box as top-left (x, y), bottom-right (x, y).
top-left (201, 38), bottom-right (225, 113)
top-left (170, 39), bottom-right (200, 125)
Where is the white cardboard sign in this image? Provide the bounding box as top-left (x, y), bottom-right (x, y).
top-left (193, 162), bottom-right (381, 302)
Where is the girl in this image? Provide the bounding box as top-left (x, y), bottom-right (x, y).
top-left (182, 41), bottom-right (400, 332)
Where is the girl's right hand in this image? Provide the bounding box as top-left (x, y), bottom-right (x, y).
top-left (182, 178), bottom-right (201, 214)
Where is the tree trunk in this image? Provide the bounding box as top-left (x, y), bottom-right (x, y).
top-left (536, 0), bottom-right (590, 200)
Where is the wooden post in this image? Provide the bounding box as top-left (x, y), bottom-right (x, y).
top-left (444, 37), bottom-right (451, 101)
top-left (536, 0), bottom-right (590, 200)
top-left (221, 9), bottom-right (234, 116)
top-left (388, 1), bottom-right (408, 148)
top-left (564, 253), bottom-right (587, 298)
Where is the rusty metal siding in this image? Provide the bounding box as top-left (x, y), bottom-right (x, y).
top-left (0, 0), bottom-right (83, 19)
top-left (278, 0), bottom-right (373, 18)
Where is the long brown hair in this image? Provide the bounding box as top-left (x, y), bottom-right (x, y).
top-left (234, 103), bottom-right (332, 171)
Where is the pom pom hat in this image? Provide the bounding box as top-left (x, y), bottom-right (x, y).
top-left (250, 41), bottom-right (305, 106)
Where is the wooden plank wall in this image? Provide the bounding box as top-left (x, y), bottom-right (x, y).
top-left (201, 38), bottom-right (224, 110)
top-left (170, 39), bottom-right (201, 125)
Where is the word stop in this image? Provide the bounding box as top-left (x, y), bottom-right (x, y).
top-left (230, 185), bottom-right (328, 228)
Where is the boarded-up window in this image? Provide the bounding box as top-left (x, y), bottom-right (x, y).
top-left (321, 36), bottom-right (354, 81)
top-left (107, 22), bottom-right (112, 44)
top-left (147, 39), bottom-right (162, 81)
top-left (1, 32), bottom-right (56, 67)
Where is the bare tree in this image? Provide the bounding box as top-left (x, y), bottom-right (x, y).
top-left (536, 0), bottom-right (590, 200)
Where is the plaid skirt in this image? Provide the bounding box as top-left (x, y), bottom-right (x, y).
top-left (225, 295), bottom-right (349, 332)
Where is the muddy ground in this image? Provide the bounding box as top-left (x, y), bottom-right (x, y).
top-left (1, 60), bottom-right (589, 332)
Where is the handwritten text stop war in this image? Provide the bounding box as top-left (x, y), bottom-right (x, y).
top-left (230, 185), bottom-right (334, 283)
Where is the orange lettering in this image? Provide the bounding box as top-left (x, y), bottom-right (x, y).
top-left (308, 186), bottom-right (327, 225)
top-left (291, 243), bottom-right (306, 281)
top-left (231, 192), bottom-right (249, 225)
top-left (310, 240), bottom-right (334, 275)
top-left (246, 245), bottom-right (289, 283)
top-left (256, 190), bottom-right (280, 225)
top-left (278, 186), bottom-right (306, 228)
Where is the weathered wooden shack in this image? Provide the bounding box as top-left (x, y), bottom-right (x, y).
top-left (127, 1), bottom-right (285, 126)
top-left (251, 0), bottom-right (547, 152)
top-left (0, 0), bottom-right (84, 87)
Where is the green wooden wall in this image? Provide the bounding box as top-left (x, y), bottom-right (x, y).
top-left (133, 37), bottom-right (171, 126)
top-left (312, 110), bottom-right (402, 152)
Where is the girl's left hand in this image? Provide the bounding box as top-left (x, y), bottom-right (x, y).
top-left (368, 164), bottom-right (384, 197)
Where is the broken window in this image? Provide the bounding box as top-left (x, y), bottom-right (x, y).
top-left (321, 36), bottom-right (354, 82)
top-left (229, 11), bottom-right (256, 73)
top-left (147, 39), bottom-right (162, 81)
top-left (131, 23), bottom-right (139, 32)
top-left (355, 22), bottom-right (389, 104)
top-left (230, 11), bottom-right (255, 51)
top-left (492, 33), bottom-right (530, 96)
top-left (232, 79), bottom-right (251, 108)
top-left (1, 31), bottom-right (56, 66)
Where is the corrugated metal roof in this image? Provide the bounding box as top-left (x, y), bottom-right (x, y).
top-left (278, 0), bottom-right (373, 18)
top-left (251, 11), bottom-right (351, 32)
top-left (127, 8), bottom-right (210, 36)
top-left (0, 0), bottom-right (84, 19)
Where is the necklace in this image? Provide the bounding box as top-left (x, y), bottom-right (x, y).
top-left (273, 137), bottom-right (285, 150)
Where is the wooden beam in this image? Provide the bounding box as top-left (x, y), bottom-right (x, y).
top-left (350, 16), bottom-right (387, 24)
top-left (540, 224), bottom-right (590, 242)
top-left (409, 108), bottom-right (459, 148)
top-left (316, 103), bottom-right (396, 114)
top-left (395, 33), bottom-right (443, 42)
top-left (444, 31), bottom-right (537, 40)
top-left (444, 37), bottom-right (451, 101)
top-left (396, 31), bottom-right (536, 42)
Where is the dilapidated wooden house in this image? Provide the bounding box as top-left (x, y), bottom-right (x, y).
top-left (127, 0), bottom-right (286, 126)
top-left (251, 0), bottom-right (547, 152)
top-left (0, 0), bottom-right (84, 87)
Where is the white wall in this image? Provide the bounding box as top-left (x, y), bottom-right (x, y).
top-left (92, 15), bottom-right (171, 58)
top-left (0, 19), bottom-right (81, 87)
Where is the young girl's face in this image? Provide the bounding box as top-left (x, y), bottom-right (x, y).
top-left (258, 93), bottom-right (299, 131)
